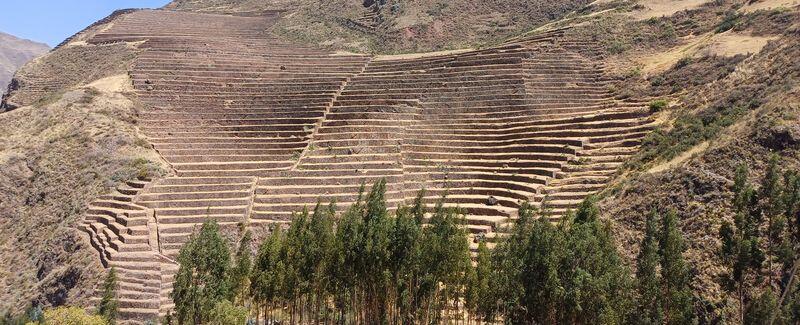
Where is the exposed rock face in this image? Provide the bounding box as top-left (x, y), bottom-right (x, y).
top-left (0, 32), bottom-right (49, 97)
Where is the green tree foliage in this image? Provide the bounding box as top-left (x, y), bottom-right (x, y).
top-left (658, 211), bottom-right (695, 324)
top-left (250, 227), bottom-right (286, 322)
top-left (719, 158), bottom-right (800, 324)
top-left (487, 198), bottom-right (633, 324)
top-left (781, 170), bottom-right (800, 324)
top-left (208, 301), bottom-right (247, 325)
top-left (720, 163), bottom-right (766, 323)
top-left (635, 210), bottom-right (697, 324)
top-left (561, 197), bottom-right (633, 324)
top-left (229, 229), bottom-right (252, 306)
top-left (467, 241), bottom-right (492, 322)
top-left (389, 194), bottom-right (424, 323)
top-left (746, 289), bottom-right (779, 325)
top-left (785, 171), bottom-right (800, 247)
top-left (160, 169), bottom-right (800, 324)
top-left (172, 220), bottom-right (232, 324)
top-left (358, 179), bottom-right (394, 324)
top-left (635, 211), bottom-right (663, 324)
top-left (97, 268), bottom-right (118, 324)
top-left (761, 156), bottom-right (789, 279)
top-left (246, 180), bottom-right (475, 324)
top-left (419, 200), bottom-right (472, 323)
top-left (308, 201), bottom-right (336, 320)
top-left (37, 307), bottom-right (106, 325)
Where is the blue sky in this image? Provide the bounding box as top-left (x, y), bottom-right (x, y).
top-left (0, 0), bottom-right (172, 47)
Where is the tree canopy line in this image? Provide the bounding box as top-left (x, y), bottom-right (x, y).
top-left (160, 156), bottom-right (800, 324)
top-left (8, 159), bottom-right (797, 324)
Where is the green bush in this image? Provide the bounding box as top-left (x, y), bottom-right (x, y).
top-left (649, 75), bottom-right (665, 87)
top-left (36, 307), bottom-right (107, 325)
top-left (649, 99), bottom-right (668, 112)
top-left (628, 87), bottom-right (760, 169)
top-left (716, 10), bottom-right (741, 33)
top-left (607, 39), bottom-right (629, 54)
top-left (674, 57), bottom-right (693, 69)
top-left (131, 158), bottom-right (157, 179)
top-left (208, 301), bottom-right (247, 325)
top-left (78, 88), bottom-right (102, 104)
top-left (97, 268), bottom-right (118, 324)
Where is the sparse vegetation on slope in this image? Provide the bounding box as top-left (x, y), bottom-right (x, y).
top-left (600, 36), bottom-right (800, 325)
top-left (0, 32), bottom-right (49, 98)
top-left (2, 43), bottom-right (138, 110)
top-left (0, 83), bottom-right (165, 315)
top-left (167, 0), bottom-right (596, 53)
top-left (534, 0), bottom-right (800, 321)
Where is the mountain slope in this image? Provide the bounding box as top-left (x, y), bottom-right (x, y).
top-left (165, 0), bottom-right (594, 53)
top-left (0, 0), bottom-right (798, 322)
top-left (0, 32), bottom-right (49, 96)
top-left (0, 2), bottom-right (642, 320)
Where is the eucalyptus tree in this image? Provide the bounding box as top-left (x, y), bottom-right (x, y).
top-left (229, 230), bottom-right (252, 307)
top-left (720, 164), bottom-right (766, 323)
top-left (172, 220), bottom-right (232, 324)
top-left (250, 227), bottom-right (286, 323)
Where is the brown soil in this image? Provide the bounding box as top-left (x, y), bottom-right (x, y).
top-left (0, 85), bottom-right (165, 313)
top-left (2, 43), bottom-right (138, 109)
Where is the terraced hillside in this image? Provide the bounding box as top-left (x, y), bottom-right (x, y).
top-left (0, 32), bottom-right (49, 98)
top-left (60, 8), bottom-right (654, 322)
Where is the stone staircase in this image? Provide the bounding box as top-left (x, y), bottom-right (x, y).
top-left (80, 177), bottom-right (180, 322)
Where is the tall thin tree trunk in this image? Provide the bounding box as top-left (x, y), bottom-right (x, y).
top-left (255, 303), bottom-right (260, 325)
top-left (771, 258), bottom-right (800, 325)
top-left (739, 282), bottom-right (744, 325)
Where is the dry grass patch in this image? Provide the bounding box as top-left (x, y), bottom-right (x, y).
top-left (638, 33), bottom-right (712, 75)
top-left (4, 43), bottom-right (139, 108)
top-left (704, 31), bottom-right (778, 56)
top-left (629, 0), bottom-right (713, 20)
top-left (85, 74), bottom-right (135, 94)
top-left (637, 31), bottom-right (776, 76)
top-left (647, 141), bottom-right (709, 173)
top-left (740, 0), bottom-right (800, 12)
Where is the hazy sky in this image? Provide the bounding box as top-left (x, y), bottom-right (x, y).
top-left (0, 0), bottom-right (172, 47)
